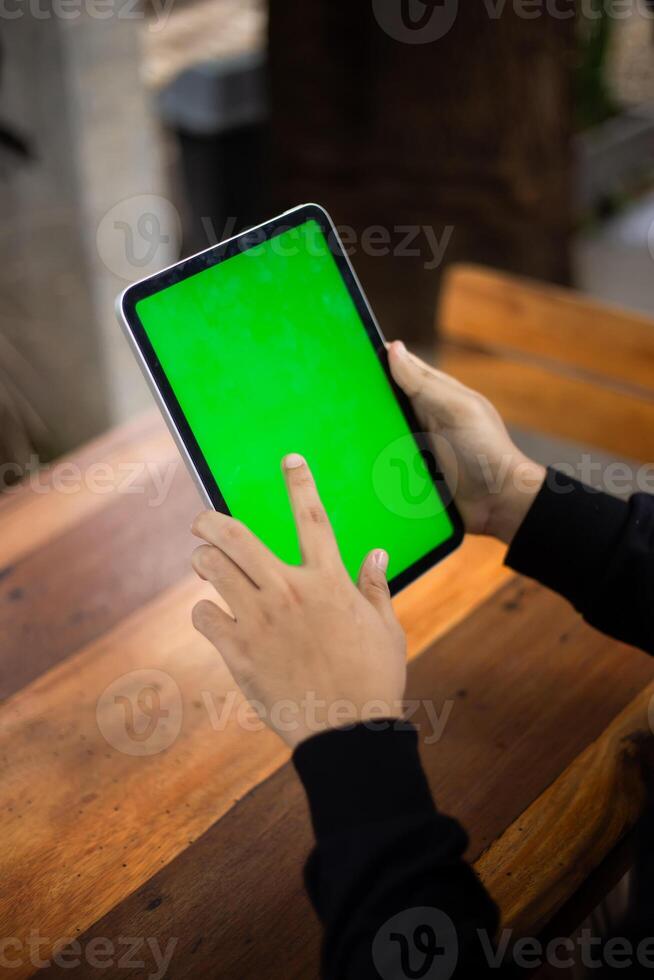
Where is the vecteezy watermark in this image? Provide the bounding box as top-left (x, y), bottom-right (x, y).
top-left (372, 0), bottom-right (460, 44)
top-left (372, 433), bottom-right (459, 521)
top-left (552, 457), bottom-right (654, 497)
top-left (373, 909), bottom-right (654, 976)
top-left (0, 932), bottom-right (177, 977)
top-left (96, 198), bottom-right (454, 281)
top-left (372, 434), bottom-right (654, 522)
top-left (337, 223), bottom-right (453, 271)
top-left (486, 927), bottom-right (654, 971)
top-left (96, 195), bottom-right (182, 281)
top-left (201, 691), bottom-right (455, 746)
top-left (202, 216), bottom-right (454, 272)
top-left (96, 671), bottom-right (455, 756)
top-left (0, 454), bottom-right (180, 507)
top-left (0, 0), bottom-right (176, 31)
top-left (96, 669), bottom-right (184, 757)
top-left (477, 455), bottom-right (654, 500)
top-left (372, 0), bottom-right (654, 44)
top-left (373, 907), bottom-right (459, 979)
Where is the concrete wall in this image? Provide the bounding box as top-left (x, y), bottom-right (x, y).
top-left (0, 13), bottom-right (178, 458)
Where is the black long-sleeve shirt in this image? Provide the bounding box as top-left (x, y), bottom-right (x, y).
top-left (293, 470), bottom-right (654, 977)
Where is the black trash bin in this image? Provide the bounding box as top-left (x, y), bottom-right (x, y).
top-left (157, 50), bottom-right (269, 254)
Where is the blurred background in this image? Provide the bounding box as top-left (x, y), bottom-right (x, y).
top-left (1, 0), bottom-right (653, 480)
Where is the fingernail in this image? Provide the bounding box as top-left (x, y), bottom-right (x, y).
top-left (374, 549), bottom-right (389, 572)
top-left (284, 453), bottom-right (305, 470)
top-left (394, 341), bottom-right (407, 356)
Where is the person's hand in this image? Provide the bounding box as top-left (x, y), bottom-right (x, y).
top-left (388, 341), bottom-right (545, 544)
top-left (190, 454), bottom-right (407, 749)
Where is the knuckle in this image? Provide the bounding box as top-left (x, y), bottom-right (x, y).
top-left (192, 599), bottom-right (218, 631)
top-left (276, 590), bottom-right (292, 614)
top-left (368, 577), bottom-right (389, 597)
top-left (235, 663), bottom-right (257, 689)
top-left (191, 544), bottom-right (212, 572)
top-left (190, 547), bottom-right (203, 573)
top-left (460, 394), bottom-right (488, 425)
top-left (193, 510), bottom-right (218, 536)
top-left (224, 519), bottom-right (246, 541)
top-left (473, 391), bottom-right (492, 413)
top-left (254, 594), bottom-right (277, 627)
top-left (328, 571), bottom-right (355, 598)
top-left (261, 607), bottom-right (276, 627)
top-left (304, 505), bottom-right (328, 526)
top-left (281, 575), bottom-right (305, 607)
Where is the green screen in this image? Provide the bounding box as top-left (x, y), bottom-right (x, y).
top-left (136, 219), bottom-right (454, 581)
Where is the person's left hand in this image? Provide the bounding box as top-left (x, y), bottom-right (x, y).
top-left (191, 453), bottom-right (407, 748)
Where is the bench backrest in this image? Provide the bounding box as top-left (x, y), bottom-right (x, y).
top-left (438, 264), bottom-right (654, 462)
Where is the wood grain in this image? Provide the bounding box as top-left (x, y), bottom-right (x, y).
top-left (440, 264), bottom-right (654, 393)
top-left (1, 329), bottom-right (651, 980)
top-left (439, 349), bottom-right (654, 463)
top-left (38, 579), bottom-right (654, 979)
top-left (477, 682), bottom-right (654, 937)
top-left (0, 398), bottom-right (508, 703)
top-left (0, 413), bottom-right (173, 566)
top-left (0, 454), bottom-right (199, 701)
top-left (0, 536), bottom-right (509, 978)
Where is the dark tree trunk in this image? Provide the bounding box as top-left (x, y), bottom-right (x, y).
top-left (268, 2), bottom-right (576, 344)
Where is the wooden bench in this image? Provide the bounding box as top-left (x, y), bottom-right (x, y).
top-left (439, 263), bottom-right (654, 460)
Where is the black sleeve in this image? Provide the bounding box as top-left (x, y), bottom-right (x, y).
top-left (293, 722), bottom-right (504, 979)
top-left (506, 468), bottom-right (654, 655)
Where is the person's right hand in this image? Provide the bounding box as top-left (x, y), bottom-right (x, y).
top-left (191, 453), bottom-right (406, 749)
top-left (388, 341), bottom-right (545, 545)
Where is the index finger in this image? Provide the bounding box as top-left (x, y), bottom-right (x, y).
top-left (282, 454), bottom-right (340, 566)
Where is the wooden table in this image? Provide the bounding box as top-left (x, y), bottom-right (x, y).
top-left (1, 413), bottom-right (653, 979)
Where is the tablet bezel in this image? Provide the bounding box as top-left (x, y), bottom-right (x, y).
top-left (117, 202), bottom-right (463, 595)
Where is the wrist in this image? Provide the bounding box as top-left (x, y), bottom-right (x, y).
top-left (282, 702), bottom-right (405, 750)
top-left (489, 458), bottom-right (546, 545)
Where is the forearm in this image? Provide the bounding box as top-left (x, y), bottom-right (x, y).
top-left (506, 468), bottom-right (654, 655)
top-left (293, 723), bottom-right (501, 978)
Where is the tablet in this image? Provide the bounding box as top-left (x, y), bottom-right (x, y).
top-left (117, 203), bottom-right (462, 594)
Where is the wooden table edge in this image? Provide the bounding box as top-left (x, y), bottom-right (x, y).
top-left (475, 680), bottom-right (654, 937)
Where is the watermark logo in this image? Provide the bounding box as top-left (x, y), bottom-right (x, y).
top-left (372, 0), bottom-right (459, 43)
top-left (0, 931), bottom-right (177, 978)
top-left (1, 454), bottom-right (180, 506)
top-left (200, 215), bottom-right (453, 270)
top-left (96, 669), bottom-right (183, 757)
top-left (0, 0), bottom-right (176, 31)
top-left (372, 433), bottom-right (457, 520)
top-left (96, 194), bottom-right (181, 281)
top-left (372, 914), bottom-right (654, 975)
top-left (373, 0), bottom-right (654, 44)
top-left (97, 205), bottom-right (453, 274)
top-left (94, 684), bottom-right (454, 756)
top-left (373, 907), bottom-right (458, 980)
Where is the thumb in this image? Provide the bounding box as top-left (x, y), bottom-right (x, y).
top-left (388, 340), bottom-right (467, 427)
top-left (358, 549), bottom-right (395, 625)
top-left (387, 340), bottom-right (430, 398)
